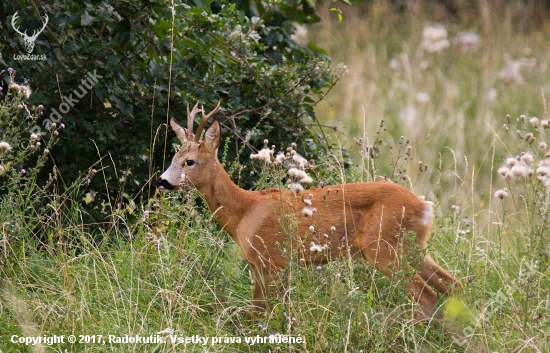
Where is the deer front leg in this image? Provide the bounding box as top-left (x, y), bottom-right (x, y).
top-left (251, 265), bottom-right (279, 312)
top-left (406, 274), bottom-right (438, 321)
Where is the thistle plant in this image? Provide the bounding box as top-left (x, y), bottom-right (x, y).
top-left (0, 69), bottom-right (58, 190)
top-left (494, 114), bottom-right (550, 266)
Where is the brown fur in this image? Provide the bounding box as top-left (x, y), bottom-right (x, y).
top-left (158, 117), bottom-right (461, 319)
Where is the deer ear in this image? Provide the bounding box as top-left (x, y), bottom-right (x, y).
top-left (204, 120), bottom-right (221, 152)
top-left (170, 118), bottom-right (188, 144)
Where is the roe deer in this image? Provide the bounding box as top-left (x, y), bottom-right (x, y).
top-left (156, 102), bottom-right (461, 319)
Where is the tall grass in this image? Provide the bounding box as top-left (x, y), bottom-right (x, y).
top-left (309, 0), bottom-right (550, 208)
top-left (1, 1), bottom-right (550, 352)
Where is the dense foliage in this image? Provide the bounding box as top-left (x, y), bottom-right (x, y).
top-left (0, 0), bottom-right (343, 220)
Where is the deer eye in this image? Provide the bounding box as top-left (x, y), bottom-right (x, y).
top-left (185, 160), bottom-right (195, 166)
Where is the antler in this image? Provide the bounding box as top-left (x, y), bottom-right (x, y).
top-left (186, 102), bottom-right (203, 140)
top-left (11, 11), bottom-right (26, 37)
top-left (194, 101), bottom-right (221, 142)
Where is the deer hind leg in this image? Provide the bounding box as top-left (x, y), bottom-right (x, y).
top-left (419, 254), bottom-right (462, 295)
top-left (359, 237), bottom-right (438, 319)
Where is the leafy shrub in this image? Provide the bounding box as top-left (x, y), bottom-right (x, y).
top-left (1, 0), bottom-right (345, 222)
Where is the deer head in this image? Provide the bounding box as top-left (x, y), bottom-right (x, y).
top-left (12, 11), bottom-right (49, 54)
top-left (157, 102), bottom-right (221, 191)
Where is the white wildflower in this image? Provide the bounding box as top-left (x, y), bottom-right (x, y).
top-left (421, 25), bottom-right (450, 54)
top-left (0, 142), bottom-right (12, 152)
top-left (301, 206), bottom-right (316, 217)
top-left (497, 166), bottom-right (510, 176)
top-left (536, 166), bottom-right (550, 176)
top-left (310, 242), bottom-right (323, 253)
top-left (511, 164), bottom-right (528, 178)
top-left (498, 56), bottom-right (537, 85)
top-left (288, 168), bottom-right (307, 180)
top-left (250, 148), bottom-right (272, 163)
top-left (520, 153), bottom-right (534, 164)
top-left (9, 82), bottom-right (31, 99)
top-left (289, 182), bottom-right (304, 195)
top-left (453, 31), bottom-right (481, 53)
top-left (304, 198), bottom-right (312, 206)
top-left (274, 152), bottom-right (285, 165)
top-left (530, 117), bottom-right (539, 127)
top-left (292, 153), bottom-right (308, 168)
top-left (389, 58), bottom-right (400, 71)
top-left (506, 157), bottom-right (518, 167)
top-left (494, 189), bottom-right (508, 199)
top-left (299, 175), bottom-right (313, 185)
top-left (499, 59), bottom-right (524, 84)
top-left (415, 92), bottom-right (430, 103)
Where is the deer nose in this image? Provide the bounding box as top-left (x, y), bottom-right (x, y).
top-left (156, 177), bottom-right (174, 191)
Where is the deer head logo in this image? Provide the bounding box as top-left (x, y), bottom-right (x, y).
top-left (11, 11), bottom-right (49, 54)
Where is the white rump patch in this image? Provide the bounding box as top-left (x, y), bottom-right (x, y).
top-left (420, 201), bottom-right (434, 225)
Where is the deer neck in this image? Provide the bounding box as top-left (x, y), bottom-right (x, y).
top-left (195, 160), bottom-right (255, 236)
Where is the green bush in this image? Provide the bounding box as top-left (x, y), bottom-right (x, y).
top-left (1, 0), bottom-right (344, 221)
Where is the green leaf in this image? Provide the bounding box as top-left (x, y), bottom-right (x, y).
top-left (83, 40), bottom-right (103, 54)
top-left (152, 20), bottom-right (173, 32)
top-left (107, 55), bottom-right (120, 70)
top-left (237, 10), bottom-right (245, 24)
top-left (81, 10), bottom-right (95, 26)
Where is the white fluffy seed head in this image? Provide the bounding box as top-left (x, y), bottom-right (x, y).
top-left (302, 206), bottom-right (317, 217)
top-left (299, 175), bottom-right (313, 184)
top-left (290, 183), bottom-right (304, 194)
top-left (250, 148), bottom-right (272, 163)
top-left (274, 153), bottom-right (285, 165)
top-left (288, 168), bottom-right (307, 179)
top-left (310, 242), bottom-right (323, 253)
top-left (520, 153), bottom-right (534, 164)
top-left (506, 158), bottom-right (518, 167)
top-left (0, 142), bottom-right (12, 151)
top-left (537, 166), bottom-right (550, 176)
top-left (511, 164), bottom-right (528, 178)
top-left (292, 153), bottom-right (308, 168)
top-left (497, 166), bottom-right (510, 176)
top-left (494, 189), bottom-right (508, 199)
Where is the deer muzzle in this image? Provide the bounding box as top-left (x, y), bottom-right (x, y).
top-left (156, 177), bottom-right (175, 191)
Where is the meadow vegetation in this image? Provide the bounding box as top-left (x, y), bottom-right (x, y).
top-left (1, 1), bottom-right (550, 352)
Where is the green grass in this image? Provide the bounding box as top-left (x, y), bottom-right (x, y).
top-left (2, 1), bottom-right (550, 352)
